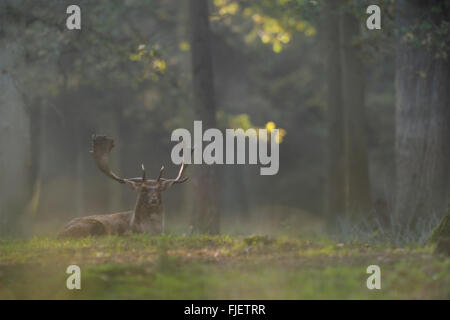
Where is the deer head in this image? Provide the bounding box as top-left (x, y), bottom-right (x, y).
top-left (90, 134), bottom-right (188, 215)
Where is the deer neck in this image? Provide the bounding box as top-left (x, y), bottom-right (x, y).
top-left (130, 194), bottom-right (164, 234)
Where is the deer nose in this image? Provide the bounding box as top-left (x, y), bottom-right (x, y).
top-left (150, 196), bottom-right (159, 204)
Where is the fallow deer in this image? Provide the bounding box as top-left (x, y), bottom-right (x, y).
top-left (58, 135), bottom-right (189, 238)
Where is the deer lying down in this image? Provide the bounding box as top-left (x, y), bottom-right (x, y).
top-left (58, 135), bottom-right (189, 238)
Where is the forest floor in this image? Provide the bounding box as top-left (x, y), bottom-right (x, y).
top-left (0, 234), bottom-right (448, 299)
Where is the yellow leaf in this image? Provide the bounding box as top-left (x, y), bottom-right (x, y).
top-left (229, 114), bottom-right (252, 130)
top-left (272, 42), bottom-right (282, 53)
top-left (274, 128), bottom-right (286, 144)
top-left (179, 41), bottom-right (190, 51)
top-left (279, 33), bottom-right (291, 44)
top-left (219, 2), bottom-right (239, 15)
top-left (129, 53), bottom-right (141, 61)
top-left (305, 27), bottom-right (316, 37)
top-left (266, 121), bottom-right (276, 132)
top-left (261, 33), bottom-right (271, 44)
top-left (153, 59), bottom-right (166, 73)
top-left (296, 21), bottom-right (306, 32)
top-left (252, 13), bottom-right (262, 24)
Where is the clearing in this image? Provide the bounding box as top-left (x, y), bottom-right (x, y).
top-left (0, 234), bottom-right (448, 299)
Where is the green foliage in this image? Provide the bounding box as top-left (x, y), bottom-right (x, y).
top-left (429, 207), bottom-right (450, 244)
top-left (211, 0), bottom-right (319, 53)
top-left (397, 1), bottom-right (450, 60)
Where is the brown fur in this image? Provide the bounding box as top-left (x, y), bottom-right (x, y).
top-left (58, 211), bottom-right (132, 238)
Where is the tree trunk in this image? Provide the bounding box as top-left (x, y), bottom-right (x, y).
top-left (394, 0), bottom-right (450, 226)
top-left (105, 112), bottom-right (122, 213)
top-left (235, 166), bottom-right (249, 219)
top-left (188, 0), bottom-right (220, 234)
top-left (28, 100), bottom-right (45, 232)
top-left (74, 125), bottom-right (86, 217)
top-left (340, 10), bottom-right (371, 217)
top-left (322, 0), bottom-right (346, 218)
top-left (0, 41), bottom-right (31, 236)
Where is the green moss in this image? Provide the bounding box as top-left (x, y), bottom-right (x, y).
top-left (243, 234), bottom-right (274, 246)
top-left (429, 205), bottom-right (450, 243)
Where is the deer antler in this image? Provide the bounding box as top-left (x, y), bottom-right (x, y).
top-left (158, 138), bottom-right (190, 185)
top-left (90, 135), bottom-right (126, 184)
top-left (160, 161), bottom-right (189, 184)
top-left (91, 134), bottom-right (189, 186)
top-left (157, 166), bottom-right (165, 182)
top-left (141, 164), bottom-right (146, 181)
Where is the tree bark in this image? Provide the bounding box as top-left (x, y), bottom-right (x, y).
top-left (322, 0), bottom-right (346, 218)
top-left (340, 10), bottom-right (371, 217)
top-left (394, 0), bottom-right (450, 226)
top-left (28, 99), bottom-right (45, 231)
top-left (0, 41), bottom-right (31, 236)
top-left (105, 111), bottom-right (122, 213)
top-left (74, 124), bottom-right (86, 217)
top-left (188, 0), bottom-right (220, 234)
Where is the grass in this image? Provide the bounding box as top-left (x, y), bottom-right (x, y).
top-left (0, 234), bottom-right (448, 299)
